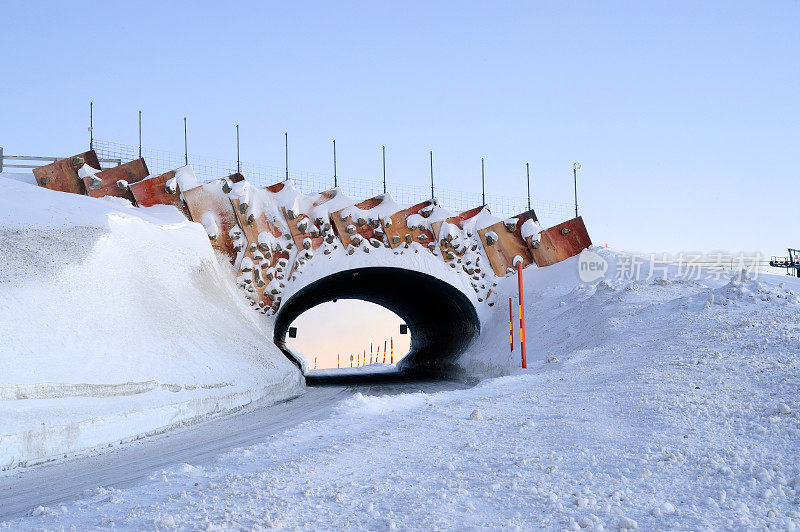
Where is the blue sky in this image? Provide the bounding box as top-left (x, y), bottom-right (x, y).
top-left (3, 1), bottom-right (798, 257)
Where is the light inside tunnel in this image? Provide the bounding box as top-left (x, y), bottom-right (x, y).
top-left (285, 300), bottom-right (411, 369)
top-left (273, 267), bottom-right (481, 376)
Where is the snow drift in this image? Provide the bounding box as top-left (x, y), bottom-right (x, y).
top-left (442, 246), bottom-right (800, 380)
top-left (6, 244), bottom-right (799, 530)
top-left (0, 176), bottom-right (302, 470)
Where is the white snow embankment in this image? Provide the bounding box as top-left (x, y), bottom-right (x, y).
top-left (307, 363), bottom-right (398, 377)
top-left (6, 255), bottom-right (799, 530)
top-left (449, 246), bottom-right (799, 379)
top-left (0, 177), bottom-right (302, 470)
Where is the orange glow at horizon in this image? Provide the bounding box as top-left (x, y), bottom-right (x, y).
top-left (286, 300), bottom-right (411, 369)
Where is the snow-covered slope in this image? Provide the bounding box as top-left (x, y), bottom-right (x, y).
top-left (446, 247), bottom-right (798, 379)
top-left (5, 249), bottom-right (798, 530)
top-left (0, 177), bottom-right (303, 470)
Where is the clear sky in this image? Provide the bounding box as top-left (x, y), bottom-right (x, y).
top-left (2, 2), bottom-right (798, 366)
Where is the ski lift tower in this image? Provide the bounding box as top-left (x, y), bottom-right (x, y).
top-left (769, 248), bottom-right (800, 277)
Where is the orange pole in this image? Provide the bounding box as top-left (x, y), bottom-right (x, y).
top-left (337, 354), bottom-right (340, 368)
top-left (363, 349), bottom-right (365, 366)
top-left (370, 343), bottom-right (373, 364)
top-left (383, 340), bottom-right (387, 363)
top-left (314, 357), bottom-right (317, 369)
top-left (517, 263), bottom-right (527, 368)
top-left (508, 297), bottom-right (513, 352)
top-left (390, 337), bottom-right (394, 364)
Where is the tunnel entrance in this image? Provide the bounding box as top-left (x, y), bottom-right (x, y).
top-left (285, 300), bottom-right (411, 369)
top-left (274, 267), bottom-right (481, 377)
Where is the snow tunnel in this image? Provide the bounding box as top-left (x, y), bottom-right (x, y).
top-left (273, 267), bottom-right (481, 376)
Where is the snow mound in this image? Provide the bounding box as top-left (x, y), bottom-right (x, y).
top-left (0, 177), bottom-right (302, 470)
top-left (449, 246), bottom-right (800, 379)
top-left (705, 273), bottom-right (799, 307)
top-left (335, 391), bottom-right (434, 417)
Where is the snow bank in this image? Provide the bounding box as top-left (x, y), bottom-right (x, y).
top-left (0, 172), bottom-right (36, 185)
top-left (0, 177), bottom-right (302, 470)
top-left (8, 261), bottom-right (799, 529)
top-left (308, 364), bottom-right (398, 378)
top-left (443, 246), bottom-right (800, 380)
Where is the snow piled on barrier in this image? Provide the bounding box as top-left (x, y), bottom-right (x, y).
top-left (0, 177), bottom-right (302, 470)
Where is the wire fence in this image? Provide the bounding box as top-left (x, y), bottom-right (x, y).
top-left (93, 139), bottom-right (573, 223)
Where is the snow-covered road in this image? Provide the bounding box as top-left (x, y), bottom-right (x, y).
top-left (0, 376), bottom-right (467, 521)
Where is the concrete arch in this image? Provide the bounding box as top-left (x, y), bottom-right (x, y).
top-left (274, 267), bottom-right (481, 375)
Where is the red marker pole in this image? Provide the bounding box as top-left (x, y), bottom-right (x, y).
top-left (370, 343), bottom-right (373, 364)
top-left (508, 297), bottom-right (514, 352)
top-left (337, 354), bottom-right (340, 368)
top-left (383, 340), bottom-right (387, 363)
top-left (517, 263), bottom-right (527, 369)
top-left (390, 337), bottom-right (394, 364)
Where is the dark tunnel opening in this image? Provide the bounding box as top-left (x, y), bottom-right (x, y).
top-left (273, 267), bottom-right (481, 378)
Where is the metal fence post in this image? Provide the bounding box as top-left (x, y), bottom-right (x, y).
top-left (35, 137), bottom-right (576, 220)
top-left (0, 147), bottom-right (4, 173)
top-left (429, 150), bottom-right (434, 199)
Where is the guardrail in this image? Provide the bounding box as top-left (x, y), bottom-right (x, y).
top-left (0, 147), bottom-right (121, 172)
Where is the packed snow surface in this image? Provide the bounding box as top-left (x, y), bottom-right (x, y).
top-left (307, 363), bottom-right (398, 377)
top-left (4, 242), bottom-right (799, 529)
top-left (0, 176), bottom-right (302, 470)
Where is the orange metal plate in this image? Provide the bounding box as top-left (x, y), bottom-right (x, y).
top-left (478, 219), bottom-right (534, 277)
top-left (431, 205), bottom-right (486, 264)
top-left (83, 158), bottom-right (149, 202)
top-left (32, 150), bottom-right (101, 195)
top-left (331, 195), bottom-right (389, 249)
top-left (265, 180), bottom-right (286, 193)
top-left (442, 205), bottom-right (485, 228)
top-left (128, 169), bottom-right (192, 219)
top-left (530, 216), bottom-right (592, 267)
top-left (284, 209), bottom-right (325, 253)
top-left (231, 195), bottom-right (286, 292)
top-left (183, 181), bottom-right (239, 261)
top-left (383, 199), bottom-right (436, 250)
top-left (282, 187), bottom-right (346, 253)
top-left (232, 199), bottom-right (283, 245)
top-left (236, 245), bottom-right (275, 311)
